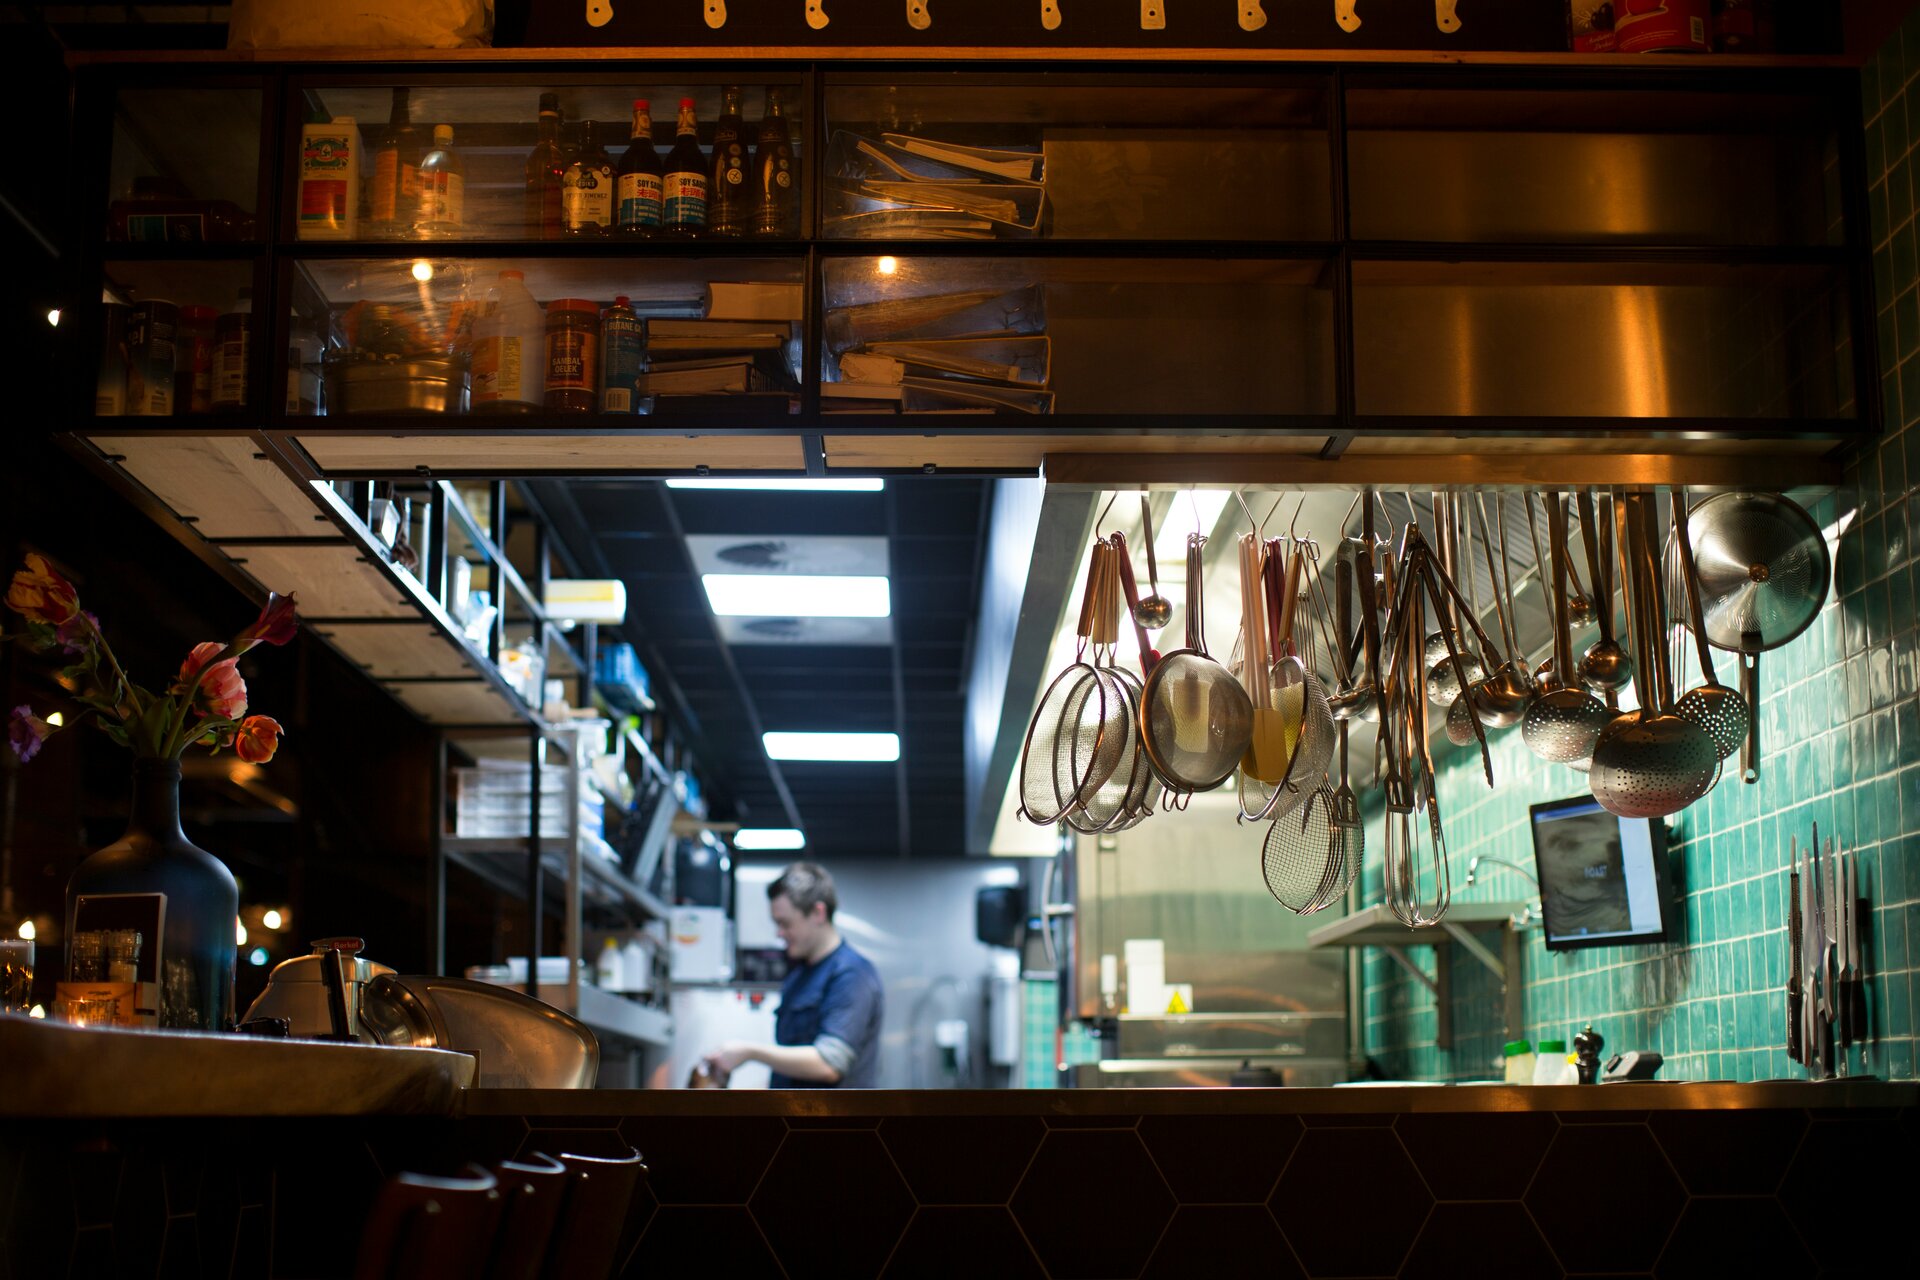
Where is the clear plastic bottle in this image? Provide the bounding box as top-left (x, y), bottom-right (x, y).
top-left (595, 937), bottom-right (624, 990)
top-left (1532, 1039), bottom-right (1569, 1086)
top-left (471, 270), bottom-right (545, 413)
top-left (415, 124), bottom-right (464, 237)
top-left (1502, 1040), bottom-right (1535, 1084)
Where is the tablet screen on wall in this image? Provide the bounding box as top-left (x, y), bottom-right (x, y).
top-left (1528, 795), bottom-right (1672, 950)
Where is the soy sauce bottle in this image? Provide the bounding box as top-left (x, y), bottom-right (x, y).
top-left (661, 97), bottom-right (708, 237)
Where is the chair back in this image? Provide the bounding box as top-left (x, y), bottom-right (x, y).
top-left (353, 1167), bottom-right (502, 1280)
top-left (483, 1153), bottom-right (568, 1280)
top-left (540, 1148), bottom-right (647, 1280)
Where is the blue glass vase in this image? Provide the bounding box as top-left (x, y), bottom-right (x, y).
top-left (64, 758), bottom-right (237, 1030)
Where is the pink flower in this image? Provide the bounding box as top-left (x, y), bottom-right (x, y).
top-left (233, 715), bottom-right (282, 763)
top-left (8, 706), bottom-right (55, 763)
top-left (5, 554), bottom-right (81, 626)
top-left (178, 642), bottom-right (247, 720)
top-left (234, 592), bottom-right (299, 653)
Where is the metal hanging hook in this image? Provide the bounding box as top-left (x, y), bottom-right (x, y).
top-left (1233, 489), bottom-right (1258, 536)
top-left (1096, 490), bottom-right (1118, 534)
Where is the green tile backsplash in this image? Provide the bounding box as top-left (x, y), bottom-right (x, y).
top-left (1363, 22), bottom-right (1920, 1085)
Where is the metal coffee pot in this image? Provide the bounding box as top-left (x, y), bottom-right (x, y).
top-left (242, 937), bottom-right (394, 1041)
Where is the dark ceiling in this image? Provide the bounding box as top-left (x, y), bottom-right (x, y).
top-left (531, 478), bottom-right (992, 860)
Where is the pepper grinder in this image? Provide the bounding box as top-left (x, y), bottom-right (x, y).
top-left (1573, 1024), bottom-right (1604, 1084)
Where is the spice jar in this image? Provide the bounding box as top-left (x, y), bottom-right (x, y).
top-left (544, 298), bottom-right (600, 413)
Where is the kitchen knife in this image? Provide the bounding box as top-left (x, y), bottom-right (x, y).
top-left (1846, 842), bottom-right (1864, 1053)
top-left (1787, 838), bottom-right (1802, 1065)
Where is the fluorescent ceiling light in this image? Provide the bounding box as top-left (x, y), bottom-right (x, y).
top-left (733, 828), bottom-right (807, 851)
top-left (667, 478), bottom-right (884, 492)
top-left (702, 574), bottom-right (890, 618)
top-left (764, 732), bottom-right (900, 762)
top-left (1154, 490), bottom-right (1232, 564)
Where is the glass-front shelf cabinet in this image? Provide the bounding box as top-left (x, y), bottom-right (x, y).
top-left (70, 62), bottom-right (1874, 440)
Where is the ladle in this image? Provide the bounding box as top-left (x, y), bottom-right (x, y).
top-left (1465, 493), bottom-right (1534, 729)
top-left (1576, 489), bottom-right (1634, 694)
top-left (1131, 495), bottom-right (1173, 631)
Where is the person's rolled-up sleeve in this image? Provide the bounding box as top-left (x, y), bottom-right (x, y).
top-left (813, 964), bottom-right (881, 1080)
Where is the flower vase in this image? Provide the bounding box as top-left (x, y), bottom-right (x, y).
top-left (63, 759), bottom-right (237, 1030)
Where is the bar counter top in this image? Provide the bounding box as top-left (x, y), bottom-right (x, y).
top-left (460, 1077), bottom-right (1920, 1118)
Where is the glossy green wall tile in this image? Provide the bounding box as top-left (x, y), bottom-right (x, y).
top-left (1364, 16), bottom-right (1920, 1085)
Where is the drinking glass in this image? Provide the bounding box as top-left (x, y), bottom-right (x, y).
top-left (0, 938), bottom-right (32, 1014)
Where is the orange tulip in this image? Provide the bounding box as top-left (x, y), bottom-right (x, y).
top-left (5, 553), bottom-right (81, 626)
top-left (233, 715), bottom-right (282, 764)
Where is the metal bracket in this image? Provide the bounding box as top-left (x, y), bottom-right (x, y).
top-left (1382, 944), bottom-right (1454, 1049)
top-left (1440, 920), bottom-right (1505, 981)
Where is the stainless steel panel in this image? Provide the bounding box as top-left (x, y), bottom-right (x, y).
top-left (1353, 265), bottom-right (1852, 419)
top-left (1115, 1011), bottom-right (1348, 1062)
top-left (1070, 802), bottom-right (1348, 1024)
top-left (1043, 130), bottom-right (1331, 240)
top-left (1349, 131), bottom-right (1836, 245)
top-left (1067, 1060), bottom-right (1347, 1088)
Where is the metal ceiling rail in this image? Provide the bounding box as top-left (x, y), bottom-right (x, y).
top-left (1040, 450), bottom-right (1845, 491)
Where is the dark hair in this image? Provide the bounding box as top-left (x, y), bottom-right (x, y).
top-left (768, 861), bottom-right (837, 921)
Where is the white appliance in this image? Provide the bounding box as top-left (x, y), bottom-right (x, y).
top-left (669, 906), bottom-right (734, 983)
top-left (666, 985), bottom-right (779, 1090)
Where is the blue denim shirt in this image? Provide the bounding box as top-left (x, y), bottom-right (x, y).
top-left (770, 940), bottom-right (883, 1088)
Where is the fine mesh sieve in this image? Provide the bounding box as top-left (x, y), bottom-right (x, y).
top-left (1140, 535), bottom-right (1254, 797)
top-left (1016, 540), bottom-right (1109, 825)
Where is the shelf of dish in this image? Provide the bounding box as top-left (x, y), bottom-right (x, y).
top-left (468, 973), bottom-right (673, 1049)
top-left (442, 835), bottom-right (671, 922)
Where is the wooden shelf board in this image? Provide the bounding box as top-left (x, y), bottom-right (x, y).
top-left (96, 435), bottom-right (323, 539)
top-left (220, 541), bottom-right (418, 617)
top-left (385, 679), bottom-right (526, 725)
top-left (316, 622), bottom-right (481, 680)
top-left (295, 432), bottom-right (808, 475)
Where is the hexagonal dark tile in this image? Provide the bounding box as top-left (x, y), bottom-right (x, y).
top-left (1271, 1128), bottom-right (1431, 1277)
top-left (616, 1116), bottom-right (785, 1203)
top-left (622, 1206), bottom-right (782, 1279)
top-left (1401, 1203), bottom-right (1558, 1280)
top-left (160, 1217), bottom-right (201, 1280)
top-left (1656, 1197), bottom-right (1810, 1277)
top-left (69, 1226), bottom-right (115, 1278)
top-left (1395, 1112), bottom-right (1558, 1200)
top-left (113, 1148), bottom-right (169, 1271)
top-left (67, 1141), bottom-right (123, 1228)
top-left (1141, 1205), bottom-right (1301, 1280)
top-left (1298, 1111), bottom-right (1396, 1126)
top-left (879, 1116), bottom-right (1045, 1204)
top-left (1011, 1130), bottom-right (1176, 1280)
top-left (881, 1208), bottom-right (1045, 1279)
top-left (1137, 1114), bottom-right (1302, 1204)
top-left (1525, 1125), bottom-right (1685, 1273)
top-left (1781, 1119), bottom-right (1920, 1274)
top-left (232, 1205), bottom-right (271, 1280)
top-left (1648, 1109), bottom-right (1806, 1195)
top-left (751, 1131), bottom-right (915, 1279)
top-left (161, 1149), bottom-right (205, 1217)
top-left (787, 1115), bottom-right (881, 1128)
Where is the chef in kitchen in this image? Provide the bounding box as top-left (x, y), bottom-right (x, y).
top-left (703, 862), bottom-right (884, 1087)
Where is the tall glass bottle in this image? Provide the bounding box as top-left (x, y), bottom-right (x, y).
top-left (368, 87), bottom-right (421, 238)
top-left (525, 92), bottom-right (566, 239)
top-left (64, 760), bottom-right (237, 1031)
top-left (615, 99), bottom-right (664, 236)
top-left (753, 87), bottom-right (799, 238)
top-left (708, 85), bottom-right (750, 238)
top-left (562, 120), bottom-right (615, 237)
top-left (661, 97), bottom-right (708, 237)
